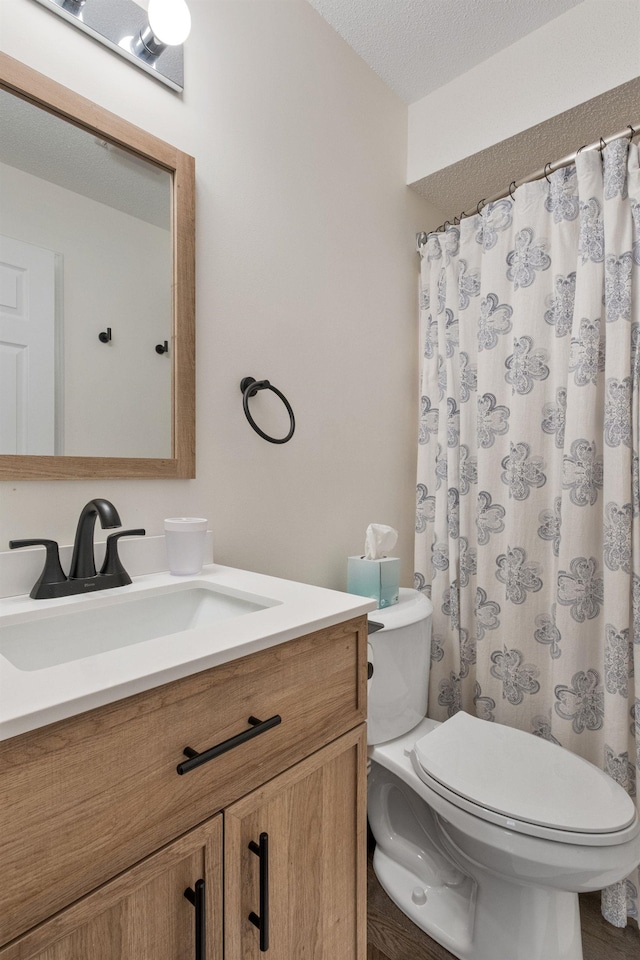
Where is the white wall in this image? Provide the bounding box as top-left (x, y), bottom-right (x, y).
top-left (0, 0), bottom-right (441, 591)
top-left (0, 163), bottom-right (172, 458)
top-left (408, 0), bottom-right (640, 185)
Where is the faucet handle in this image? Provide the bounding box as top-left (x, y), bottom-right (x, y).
top-left (100, 529), bottom-right (146, 582)
top-left (9, 539), bottom-right (68, 599)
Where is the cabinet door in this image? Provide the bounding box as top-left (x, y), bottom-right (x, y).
top-left (0, 816), bottom-right (222, 960)
top-left (224, 725), bottom-right (367, 960)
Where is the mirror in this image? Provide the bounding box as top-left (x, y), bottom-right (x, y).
top-left (0, 53), bottom-right (195, 480)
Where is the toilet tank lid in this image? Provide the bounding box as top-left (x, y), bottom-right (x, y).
top-left (368, 588), bottom-right (432, 630)
top-left (413, 711), bottom-right (637, 835)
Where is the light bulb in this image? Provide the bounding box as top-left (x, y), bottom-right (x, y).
top-left (148, 0), bottom-right (191, 46)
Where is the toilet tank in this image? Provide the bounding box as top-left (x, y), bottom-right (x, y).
top-left (367, 587), bottom-right (433, 745)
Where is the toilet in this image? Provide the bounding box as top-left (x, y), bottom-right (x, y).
top-left (367, 588), bottom-right (640, 960)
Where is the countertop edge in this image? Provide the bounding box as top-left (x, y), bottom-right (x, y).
top-left (0, 564), bottom-right (377, 741)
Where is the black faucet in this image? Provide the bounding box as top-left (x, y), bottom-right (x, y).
top-left (10, 499), bottom-right (145, 600)
top-left (69, 498), bottom-right (122, 579)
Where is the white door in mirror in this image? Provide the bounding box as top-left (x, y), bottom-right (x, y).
top-left (0, 236), bottom-right (58, 455)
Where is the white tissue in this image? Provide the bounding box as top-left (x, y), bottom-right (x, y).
top-left (364, 523), bottom-right (398, 560)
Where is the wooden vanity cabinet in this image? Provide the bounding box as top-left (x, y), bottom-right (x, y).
top-left (0, 616), bottom-right (368, 960)
top-left (225, 727), bottom-right (366, 960)
top-left (0, 816), bottom-right (224, 960)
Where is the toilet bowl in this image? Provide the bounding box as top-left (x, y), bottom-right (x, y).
top-left (367, 589), bottom-right (640, 960)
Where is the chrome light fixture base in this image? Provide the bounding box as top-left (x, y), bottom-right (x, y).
top-left (31, 0), bottom-right (185, 92)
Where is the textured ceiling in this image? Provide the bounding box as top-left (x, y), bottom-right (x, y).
top-left (306, 0), bottom-right (586, 104)
top-left (305, 0), bottom-right (638, 230)
top-left (412, 77), bottom-right (640, 228)
top-left (0, 89), bottom-right (170, 229)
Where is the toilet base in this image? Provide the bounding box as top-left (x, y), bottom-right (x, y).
top-left (373, 846), bottom-right (476, 957)
top-left (372, 843), bottom-right (584, 960)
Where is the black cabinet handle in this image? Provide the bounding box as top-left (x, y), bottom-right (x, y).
top-left (184, 879), bottom-right (206, 960)
top-left (176, 715), bottom-right (282, 775)
top-left (248, 832), bottom-right (269, 952)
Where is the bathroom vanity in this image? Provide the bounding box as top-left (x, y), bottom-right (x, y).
top-left (0, 566), bottom-right (373, 959)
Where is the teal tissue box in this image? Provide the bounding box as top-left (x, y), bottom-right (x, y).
top-left (347, 556), bottom-right (400, 608)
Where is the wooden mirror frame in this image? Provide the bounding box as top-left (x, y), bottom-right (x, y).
top-left (0, 53), bottom-right (195, 480)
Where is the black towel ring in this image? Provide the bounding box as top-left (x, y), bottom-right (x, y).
top-left (240, 377), bottom-right (295, 444)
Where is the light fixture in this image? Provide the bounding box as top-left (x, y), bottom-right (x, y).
top-left (30, 0), bottom-right (190, 92)
top-left (148, 0), bottom-right (191, 46)
top-left (132, 0), bottom-right (191, 62)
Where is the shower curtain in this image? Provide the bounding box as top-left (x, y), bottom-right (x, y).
top-left (415, 138), bottom-right (639, 926)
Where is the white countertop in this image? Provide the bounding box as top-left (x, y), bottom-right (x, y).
top-left (0, 564), bottom-right (376, 741)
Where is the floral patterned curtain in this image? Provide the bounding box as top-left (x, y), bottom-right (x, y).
top-left (415, 138), bottom-right (640, 926)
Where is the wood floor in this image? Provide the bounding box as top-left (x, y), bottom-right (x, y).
top-left (367, 849), bottom-right (640, 960)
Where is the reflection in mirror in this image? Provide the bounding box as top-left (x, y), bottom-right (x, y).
top-left (0, 53), bottom-right (195, 480)
top-left (0, 90), bottom-right (173, 458)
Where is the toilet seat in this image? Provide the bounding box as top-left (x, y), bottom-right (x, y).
top-left (412, 712), bottom-right (637, 846)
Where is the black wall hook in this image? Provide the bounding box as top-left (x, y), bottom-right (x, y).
top-left (155, 341), bottom-right (169, 355)
top-left (98, 327), bottom-right (112, 343)
top-left (240, 377), bottom-right (295, 444)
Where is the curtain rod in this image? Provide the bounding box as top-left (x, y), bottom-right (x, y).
top-left (416, 121), bottom-right (639, 249)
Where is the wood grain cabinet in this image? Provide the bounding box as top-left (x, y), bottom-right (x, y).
top-left (0, 817), bottom-right (224, 960)
top-left (225, 727), bottom-right (366, 960)
top-left (0, 616), bottom-right (368, 960)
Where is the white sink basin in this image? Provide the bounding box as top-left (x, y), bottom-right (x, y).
top-left (0, 581), bottom-right (277, 671)
top-left (0, 563), bottom-right (376, 742)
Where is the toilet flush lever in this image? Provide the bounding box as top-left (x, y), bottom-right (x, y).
top-left (367, 642), bottom-right (375, 684)
top-left (368, 620), bottom-right (383, 683)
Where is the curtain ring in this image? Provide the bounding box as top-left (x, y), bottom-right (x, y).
top-left (576, 144), bottom-right (587, 155)
top-left (453, 216), bottom-right (460, 225)
top-left (443, 220), bottom-right (450, 230)
top-left (628, 124), bottom-right (636, 142)
top-left (599, 137), bottom-right (606, 151)
top-left (477, 198), bottom-right (486, 215)
top-left (459, 210), bottom-right (467, 221)
top-left (544, 162), bottom-right (552, 183)
top-left (509, 180), bottom-right (517, 201)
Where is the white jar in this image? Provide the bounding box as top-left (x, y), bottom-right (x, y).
top-left (164, 517), bottom-right (208, 575)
